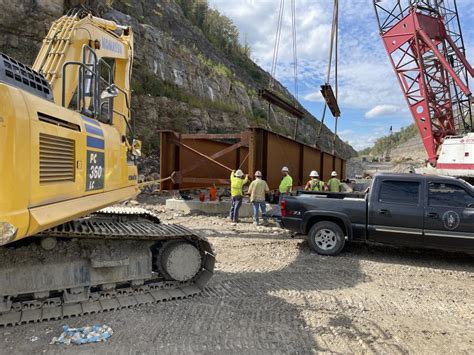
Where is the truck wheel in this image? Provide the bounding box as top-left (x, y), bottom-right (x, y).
top-left (308, 221), bottom-right (345, 256)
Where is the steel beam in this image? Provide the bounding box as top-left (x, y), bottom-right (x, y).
top-left (320, 84), bottom-right (341, 117)
top-left (159, 128), bottom-right (345, 191)
top-left (180, 133), bottom-right (244, 140)
top-left (258, 88), bottom-right (305, 118)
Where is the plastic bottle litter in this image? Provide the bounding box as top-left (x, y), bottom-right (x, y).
top-left (50, 325), bottom-right (113, 345)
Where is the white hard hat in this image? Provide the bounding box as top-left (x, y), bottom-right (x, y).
top-left (331, 171), bottom-right (338, 177)
top-left (310, 170), bottom-right (319, 178)
top-left (281, 166), bottom-right (289, 172)
top-left (255, 170), bottom-right (262, 177)
top-left (235, 169), bottom-right (244, 177)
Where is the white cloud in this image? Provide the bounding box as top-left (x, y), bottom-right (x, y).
top-left (365, 105), bottom-right (400, 118)
top-left (210, 0), bottom-right (411, 112)
top-left (208, 0), bottom-right (427, 148)
top-left (343, 130), bottom-right (386, 151)
top-left (303, 91), bottom-right (323, 102)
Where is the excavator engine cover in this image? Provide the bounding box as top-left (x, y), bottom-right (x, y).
top-left (0, 53), bottom-right (53, 102)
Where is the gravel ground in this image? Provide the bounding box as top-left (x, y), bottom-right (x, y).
top-left (1, 208), bottom-right (473, 354)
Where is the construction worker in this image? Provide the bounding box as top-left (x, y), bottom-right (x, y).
top-left (248, 170), bottom-right (270, 226)
top-left (305, 170), bottom-right (325, 191)
top-left (278, 166), bottom-right (293, 204)
top-left (327, 171), bottom-right (341, 192)
top-left (229, 169), bottom-right (249, 222)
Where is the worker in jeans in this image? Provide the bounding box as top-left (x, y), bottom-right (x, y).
top-left (229, 169), bottom-right (248, 223)
top-left (248, 170), bottom-right (269, 225)
top-left (278, 166), bottom-right (293, 205)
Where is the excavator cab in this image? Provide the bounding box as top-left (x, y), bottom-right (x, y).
top-left (0, 10), bottom-right (141, 244)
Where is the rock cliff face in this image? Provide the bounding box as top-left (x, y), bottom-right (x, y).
top-left (390, 136), bottom-right (427, 162)
top-left (0, 0), bottom-right (356, 159)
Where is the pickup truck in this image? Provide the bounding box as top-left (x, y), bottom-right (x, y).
top-left (280, 173), bottom-right (474, 255)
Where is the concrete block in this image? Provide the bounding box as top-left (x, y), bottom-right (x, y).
top-left (165, 199), bottom-right (272, 217)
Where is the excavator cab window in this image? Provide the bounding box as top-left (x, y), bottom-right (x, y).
top-left (63, 46), bottom-right (116, 125)
top-left (98, 58), bottom-right (115, 125)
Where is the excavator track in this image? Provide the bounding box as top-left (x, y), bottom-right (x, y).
top-left (0, 207), bottom-right (215, 327)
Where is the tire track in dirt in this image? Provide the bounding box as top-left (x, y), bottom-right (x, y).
top-left (1, 230), bottom-right (472, 354)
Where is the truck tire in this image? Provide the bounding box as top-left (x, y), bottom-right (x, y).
top-left (307, 221), bottom-right (345, 256)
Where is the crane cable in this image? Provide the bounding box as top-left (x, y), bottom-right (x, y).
top-left (266, 0), bottom-right (285, 129)
top-left (291, 0), bottom-right (300, 139)
top-left (269, 0), bottom-right (300, 139)
top-left (291, 0), bottom-right (298, 100)
top-left (332, 0), bottom-right (339, 155)
top-left (270, 0), bottom-right (285, 89)
top-left (317, 0), bottom-right (339, 149)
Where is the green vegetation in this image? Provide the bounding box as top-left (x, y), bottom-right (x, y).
top-left (214, 63), bottom-right (232, 78)
top-left (196, 53), bottom-right (232, 78)
top-left (176, 0), bottom-right (244, 56)
top-left (359, 124), bottom-right (418, 156)
top-left (132, 64), bottom-right (240, 113)
top-left (176, 0), bottom-right (267, 86)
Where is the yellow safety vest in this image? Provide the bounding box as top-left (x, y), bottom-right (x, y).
top-left (279, 175), bottom-right (293, 193)
top-left (230, 172), bottom-right (248, 197)
top-left (327, 178), bottom-right (341, 192)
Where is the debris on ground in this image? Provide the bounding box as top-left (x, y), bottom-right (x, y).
top-left (50, 325), bottom-right (113, 345)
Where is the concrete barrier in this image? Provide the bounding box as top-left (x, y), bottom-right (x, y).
top-left (165, 199), bottom-right (272, 217)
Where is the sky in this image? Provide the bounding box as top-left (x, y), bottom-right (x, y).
top-left (208, 0), bottom-right (474, 151)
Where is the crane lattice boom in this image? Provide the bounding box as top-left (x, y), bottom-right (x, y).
top-left (374, 0), bottom-right (473, 166)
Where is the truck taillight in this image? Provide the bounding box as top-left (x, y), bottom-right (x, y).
top-left (280, 199), bottom-right (287, 217)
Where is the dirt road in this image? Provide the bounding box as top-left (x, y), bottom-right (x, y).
top-left (1, 212), bottom-right (473, 354)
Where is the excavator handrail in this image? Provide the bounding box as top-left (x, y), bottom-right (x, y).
top-left (61, 60), bottom-right (90, 108)
top-left (61, 45), bottom-right (129, 126)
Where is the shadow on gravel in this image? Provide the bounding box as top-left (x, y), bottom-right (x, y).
top-left (344, 242), bottom-right (474, 273)
top-left (11, 233), bottom-right (471, 353)
top-left (203, 236), bottom-right (473, 353)
top-left (203, 241), bottom-right (403, 353)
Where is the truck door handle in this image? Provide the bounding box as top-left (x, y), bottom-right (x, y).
top-left (426, 212), bottom-right (439, 219)
top-left (378, 209), bottom-right (389, 215)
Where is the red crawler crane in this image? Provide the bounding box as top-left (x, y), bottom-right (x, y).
top-left (373, 0), bottom-right (473, 178)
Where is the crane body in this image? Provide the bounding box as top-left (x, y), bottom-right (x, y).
top-left (0, 10), bottom-right (215, 326)
top-left (374, 0), bottom-right (473, 179)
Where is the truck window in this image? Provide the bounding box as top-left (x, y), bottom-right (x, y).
top-left (378, 181), bottom-right (420, 205)
top-left (428, 183), bottom-right (474, 208)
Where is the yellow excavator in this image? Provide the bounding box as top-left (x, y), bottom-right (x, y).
top-left (0, 9), bottom-right (215, 326)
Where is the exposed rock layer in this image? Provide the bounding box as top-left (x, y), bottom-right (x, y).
top-left (0, 0), bottom-right (356, 159)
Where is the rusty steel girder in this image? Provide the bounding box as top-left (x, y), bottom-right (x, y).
top-left (159, 128), bottom-right (346, 191)
top-left (258, 88), bottom-right (305, 118)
